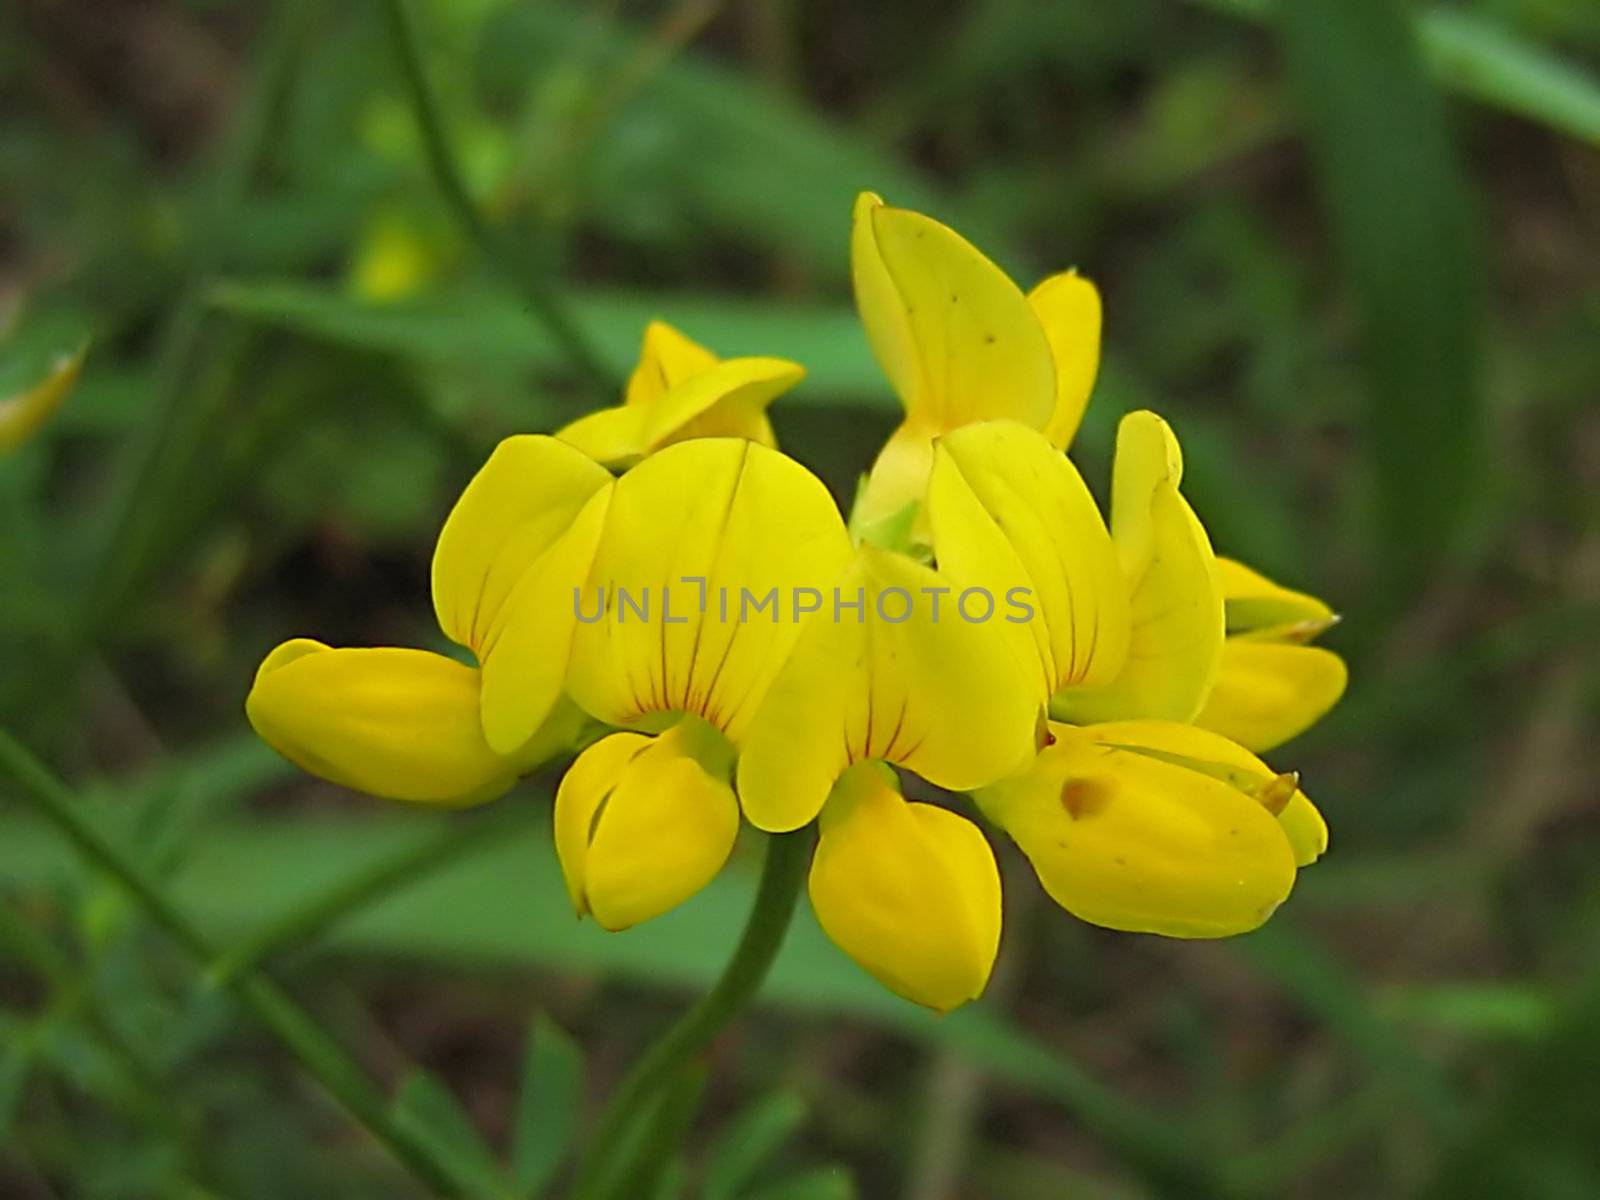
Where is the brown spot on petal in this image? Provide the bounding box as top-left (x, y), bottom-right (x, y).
top-left (1060, 777), bottom-right (1113, 821)
top-left (1257, 771), bottom-right (1299, 817)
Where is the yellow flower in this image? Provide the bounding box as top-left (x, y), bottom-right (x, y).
top-left (1, 344), bottom-right (86, 454)
top-left (925, 414), bottom-right (1327, 939)
top-left (853, 193), bottom-right (1341, 752)
top-left (246, 192), bottom-right (1349, 1017)
top-left (1194, 558), bottom-right (1349, 752)
top-left (555, 321), bottom-right (799, 469)
top-left (849, 191), bottom-right (1101, 533)
top-left (978, 720), bottom-right (1324, 938)
top-left (928, 412), bottom-right (1223, 724)
top-left (487, 436), bottom-right (856, 926)
top-left (247, 434), bottom-right (613, 804)
top-left (733, 543), bottom-right (1039, 1008)
top-left (348, 205), bottom-right (455, 303)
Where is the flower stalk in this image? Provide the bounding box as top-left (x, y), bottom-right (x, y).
top-left (378, 0), bottom-right (615, 394)
top-left (571, 828), bottom-right (813, 1200)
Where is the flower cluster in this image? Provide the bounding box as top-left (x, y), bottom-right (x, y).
top-left (247, 193), bottom-right (1346, 1012)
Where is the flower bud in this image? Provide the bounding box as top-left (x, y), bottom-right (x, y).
top-left (978, 722), bottom-right (1300, 938)
top-left (808, 764), bottom-right (1001, 1012)
top-left (246, 639), bottom-right (577, 807)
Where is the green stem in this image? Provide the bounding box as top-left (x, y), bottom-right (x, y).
top-left (571, 829), bottom-right (812, 1200)
top-left (206, 791), bottom-right (547, 986)
top-left (83, 0), bottom-right (313, 643)
top-left (0, 731), bottom-right (491, 1199)
top-left (378, 0), bottom-right (615, 394)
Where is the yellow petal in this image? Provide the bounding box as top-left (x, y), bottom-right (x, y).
top-left (552, 730), bottom-right (652, 915)
top-left (736, 544), bottom-right (1040, 833)
top-left (1217, 557), bottom-right (1337, 639)
top-left (432, 435), bottom-right (612, 656)
top-left (553, 405), bottom-right (650, 467)
top-left (928, 420), bottom-right (1130, 697)
top-left (566, 438), bottom-right (852, 743)
top-left (0, 344), bottom-right (86, 454)
top-left (850, 192), bottom-right (921, 417)
top-left (977, 722), bottom-right (1298, 937)
top-left (1073, 718), bottom-right (1328, 867)
top-left (1051, 412), bottom-right (1223, 724)
top-left (559, 357), bottom-right (796, 469)
top-left (638, 356), bottom-right (796, 452)
top-left (1194, 640), bottom-right (1348, 755)
top-left (624, 321), bottom-right (720, 409)
top-left (849, 193), bottom-right (1057, 530)
top-left (808, 763), bottom-right (1000, 1012)
top-left (1277, 791), bottom-right (1330, 868)
top-left (245, 640), bottom-right (552, 807)
top-left (1027, 271), bottom-right (1102, 450)
top-left (861, 201), bottom-right (1055, 432)
top-left (479, 483), bottom-right (615, 754)
top-left (554, 718), bottom-right (739, 930)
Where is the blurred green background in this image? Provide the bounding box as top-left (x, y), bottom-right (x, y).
top-left (3, 0), bottom-right (1599, 1196)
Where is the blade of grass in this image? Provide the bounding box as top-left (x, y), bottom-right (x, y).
top-left (511, 1014), bottom-right (585, 1197)
top-left (1187, 0), bottom-right (1600, 147)
top-left (81, 0), bottom-right (315, 646)
top-left (590, 1064), bottom-right (707, 1200)
top-left (391, 1070), bottom-right (509, 1198)
top-left (1232, 921), bottom-right (1464, 1129)
top-left (1277, 0), bottom-right (1485, 600)
top-left (702, 1092), bottom-right (807, 1200)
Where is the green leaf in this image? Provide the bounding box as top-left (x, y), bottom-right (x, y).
top-left (511, 1013), bottom-right (585, 1198)
top-left (209, 279), bottom-right (893, 404)
top-left (389, 1070), bottom-right (506, 1199)
top-left (1421, 9), bottom-right (1600, 148)
top-left (594, 1063), bottom-right (706, 1200)
top-left (1277, 0), bottom-right (1485, 597)
top-left (701, 1092), bottom-right (808, 1200)
top-left (745, 1165), bottom-right (856, 1200)
top-left (1189, 0), bottom-right (1600, 148)
top-left (1379, 982), bottom-right (1554, 1041)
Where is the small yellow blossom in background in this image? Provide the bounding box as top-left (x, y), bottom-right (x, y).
top-left (348, 206), bottom-right (456, 303)
top-left (0, 344), bottom-right (87, 455)
top-left (247, 190), bottom-right (1350, 1015)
